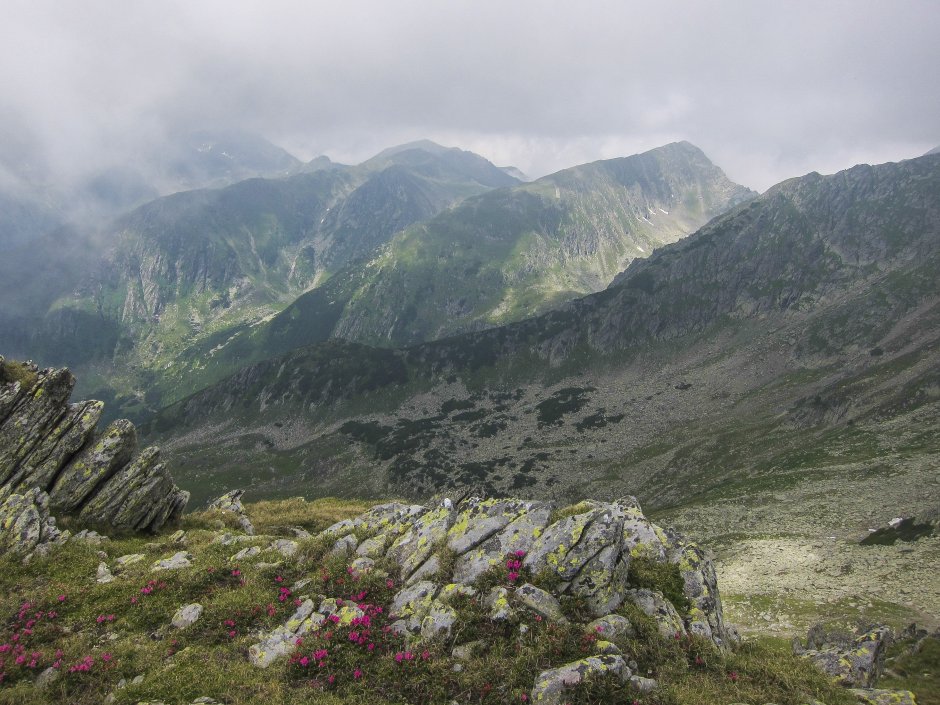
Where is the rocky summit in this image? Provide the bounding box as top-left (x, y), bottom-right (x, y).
top-left (0, 356), bottom-right (188, 537)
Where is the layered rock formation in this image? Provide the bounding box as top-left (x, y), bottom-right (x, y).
top-left (249, 494), bottom-right (734, 672)
top-left (0, 356), bottom-right (188, 536)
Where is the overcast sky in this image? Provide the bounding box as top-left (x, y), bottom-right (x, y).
top-left (1, 0), bottom-right (938, 192)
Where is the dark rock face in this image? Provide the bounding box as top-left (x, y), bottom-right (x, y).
top-left (0, 356), bottom-right (188, 532)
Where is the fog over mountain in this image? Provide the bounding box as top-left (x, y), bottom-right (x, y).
top-left (1, 0), bottom-right (938, 203)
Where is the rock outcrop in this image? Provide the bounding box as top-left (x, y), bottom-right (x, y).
top-left (0, 484), bottom-right (64, 559)
top-left (252, 497), bottom-right (737, 672)
top-left (0, 357), bottom-right (189, 540)
top-left (795, 624), bottom-right (892, 688)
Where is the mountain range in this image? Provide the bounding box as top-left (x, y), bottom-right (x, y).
top-left (144, 153), bottom-right (940, 526)
top-left (0, 140), bottom-right (749, 423)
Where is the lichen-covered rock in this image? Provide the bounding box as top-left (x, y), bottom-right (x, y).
top-left (249, 599), bottom-right (325, 667)
top-left (390, 581), bottom-right (440, 628)
top-left (531, 654), bottom-right (631, 705)
top-left (207, 490), bottom-right (255, 535)
top-left (514, 583), bottom-right (568, 623)
top-left (452, 502), bottom-right (551, 584)
top-left (850, 688), bottom-right (917, 705)
top-left (523, 504), bottom-right (600, 579)
top-left (49, 419), bottom-right (138, 512)
top-left (799, 626), bottom-right (892, 687)
top-left (331, 533), bottom-right (359, 557)
top-left (318, 598), bottom-right (364, 627)
top-left (484, 586), bottom-right (514, 621)
top-left (586, 614), bottom-right (635, 640)
top-left (625, 588), bottom-right (686, 638)
top-left (304, 494), bottom-right (732, 649)
top-left (0, 367), bottom-right (76, 485)
top-left (172, 603), bottom-right (204, 629)
top-left (10, 400), bottom-right (102, 490)
top-left (151, 551), bottom-right (193, 571)
top-left (420, 600), bottom-right (458, 640)
top-left (116, 553), bottom-right (145, 567)
top-left (668, 535), bottom-right (736, 646)
top-left (386, 506), bottom-right (456, 579)
top-left (620, 496), bottom-right (670, 561)
top-left (446, 497), bottom-right (539, 554)
top-left (78, 446), bottom-right (189, 532)
top-left (0, 486), bottom-right (62, 558)
top-left (407, 554), bottom-right (442, 585)
top-left (0, 360), bottom-right (188, 534)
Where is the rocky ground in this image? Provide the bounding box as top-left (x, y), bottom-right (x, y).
top-left (660, 453), bottom-right (940, 638)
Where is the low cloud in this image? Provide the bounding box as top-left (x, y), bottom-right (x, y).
top-left (1, 0), bottom-right (938, 194)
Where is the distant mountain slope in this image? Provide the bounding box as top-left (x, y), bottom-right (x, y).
top-left (180, 142), bottom-right (752, 391)
top-left (147, 154), bottom-right (940, 515)
top-left (0, 142), bottom-right (520, 416)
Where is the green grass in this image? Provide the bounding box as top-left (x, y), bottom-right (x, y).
top-left (879, 636), bottom-right (940, 705)
top-left (0, 359), bottom-right (37, 391)
top-left (0, 495), bottom-right (869, 705)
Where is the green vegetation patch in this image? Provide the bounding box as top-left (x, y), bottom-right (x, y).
top-left (535, 387), bottom-right (596, 427)
top-left (879, 635), bottom-right (940, 705)
top-left (0, 358), bottom-right (38, 390)
top-left (627, 556), bottom-right (692, 616)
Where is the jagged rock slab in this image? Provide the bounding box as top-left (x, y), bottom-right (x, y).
top-left (49, 419), bottom-right (137, 512)
top-left (0, 486), bottom-right (63, 558)
top-left (10, 400), bottom-right (102, 490)
top-left (79, 446), bottom-right (190, 532)
top-left (0, 359), bottom-right (189, 533)
top-left (207, 489), bottom-right (254, 534)
top-left (0, 368), bottom-right (75, 485)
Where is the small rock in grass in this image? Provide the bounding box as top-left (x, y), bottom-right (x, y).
top-left (268, 538), bottom-right (298, 558)
top-left (484, 586), bottom-right (514, 621)
top-left (586, 614), bottom-right (634, 640)
top-left (115, 553), bottom-right (145, 567)
top-left (513, 583), bottom-right (567, 623)
top-left (231, 546), bottom-right (261, 561)
top-left (171, 603), bottom-right (203, 629)
top-left (630, 675), bottom-right (658, 692)
top-left (151, 551), bottom-right (192, 571)
top-left (96, 561), bottom-right (115, 583)
top-left (532, 654), bottom-right (631, 705)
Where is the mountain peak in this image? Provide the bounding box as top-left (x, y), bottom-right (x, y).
top-left (369, 139), bottom-right (455, 161)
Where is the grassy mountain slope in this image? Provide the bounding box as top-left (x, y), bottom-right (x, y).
top-left (0, 144), bottom-right (519, 417)
top-left (172, 142), bottom-right (752, 395)
top-left (145, 152), bottom-right (940, 635)
top-left (149, 151), bottom-right (939, 518)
